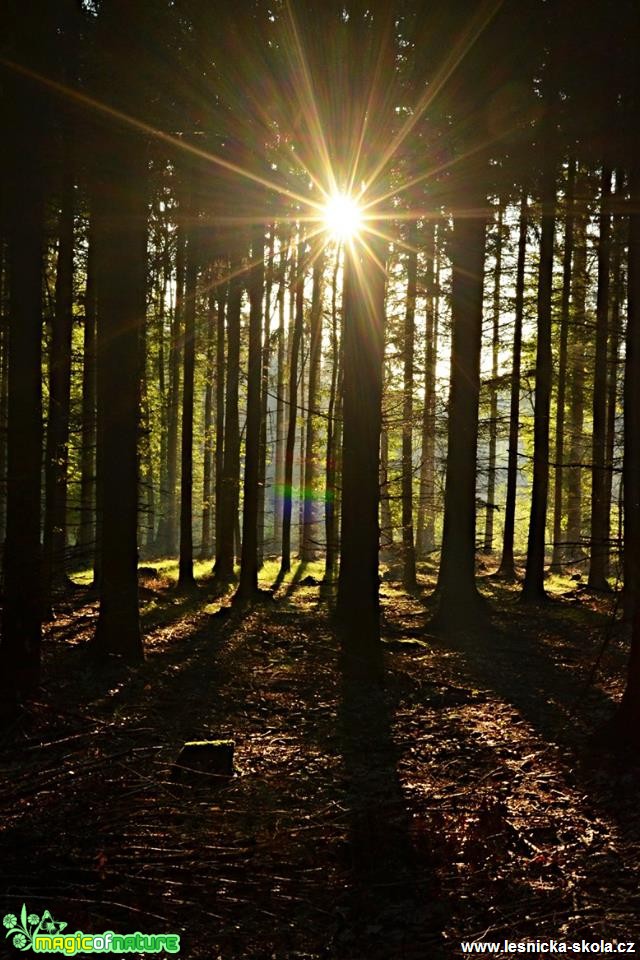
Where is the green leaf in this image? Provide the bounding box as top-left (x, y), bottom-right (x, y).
top-left (20, 905), bottom-right (27, 932)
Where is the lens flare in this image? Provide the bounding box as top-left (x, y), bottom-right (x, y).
top-left (322, 192), bottom-right (363, 240)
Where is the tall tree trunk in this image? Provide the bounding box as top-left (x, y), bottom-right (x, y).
top-left (401, 226), bottom-right (418, 589)
top-left (0, 246), bottom-right (9, 551)
top-left (565, 173), bottom-right (588, 565)
top-left (78, 215), bottom-right (97, 566)
top-left (416, 219), bottom-right (438, 559)
top-left (43, 157), bottom-right (74, 603)
top-left (550, 158), bottom-right (576, 570)
top-left (617, 150), bottom-right (640, 732)
top-left (92, 131), bottom-right (145, 661)
top-left (1, 65), bottom-right (45, 695)
top-left (522, 155), bottom-right (556, 602)
top-left (280, 236), bottom-right (305, 576)
top-left (483, 202), bottom-right (503, 554)
top-left (236, 221), bottom-right (265, 601)
top-left (214, 245), bottom-right (243, 582)
top-left (258, 226), bottom-right (275, 565)
top-left (273, 234), bottom-right (290, 550)
top-left (214, 275), bottom-right (227, 561)
top-left (200, 287), bottom-right (216, 558)
top-left (178, 206), bottom-right (198, 590)
top-left (336, 234), bottom-right (386, 646)
top-left (604, 179), bottom-right (624, 581)
top-left (588, 165), bottom-right (613, 590)
top-left (301, 243), bottom-right (325, 561)
top-left (380, 422), bottom-right (394, 560)
top-left (497, 190), bottom-right (528, 579)
top-left (165, 222), bottom-right (184, 555)
top-left (324, 244), bottom-right (342, 583)
top-left (433, 182), bottom-right (487, 626)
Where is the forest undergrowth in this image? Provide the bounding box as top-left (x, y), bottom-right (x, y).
top-left (1, 562), bottom-right (639, 959)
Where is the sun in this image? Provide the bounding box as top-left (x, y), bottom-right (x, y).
top-left (322, 192), bottom-right (363, 240)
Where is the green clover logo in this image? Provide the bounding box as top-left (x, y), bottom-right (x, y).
top-left (3, 904), bottom-right (65, 951)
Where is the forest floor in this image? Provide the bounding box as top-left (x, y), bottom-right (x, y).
top-left (1, 559), bottom-right (639, 959)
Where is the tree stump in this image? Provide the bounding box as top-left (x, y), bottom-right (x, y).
top-left (171, 740), bottom-right (235, 783)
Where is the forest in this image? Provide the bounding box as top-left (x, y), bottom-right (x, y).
top-left (1, 0), bottom-right (640, 957)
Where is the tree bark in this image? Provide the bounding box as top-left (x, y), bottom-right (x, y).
top-left (178, 203), bottom-right (198, 590)
top-left (433, 185), bottom-right (487, 626)
top-left (301, 242), bottom-right (325, 561)
top-left (588, 165), bottom-right (613, 590)
top-left (483, 202), bottom-right (503, 555)
top-left (497, 190), bottom-right (528, 579)
top-left (416, 219), bottom-right (438, 559)
top-left (401, 226), bottom-right (418, 589)
top-left (236, 220), bottom-right (265, 601)
top-left (336, 235), bottom-right (386, 646)
top-left (550, 158), bottom-right (576, 571)
top-left (522, 155), bottom-right (556, 602)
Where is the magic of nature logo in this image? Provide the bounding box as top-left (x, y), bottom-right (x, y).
top-left (3, 904), bottom-right (180, 954)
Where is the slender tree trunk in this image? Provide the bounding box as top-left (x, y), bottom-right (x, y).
top-left (417, 221), bottom-right (439, 559)
top-left (78, 215), bottom-right (97, 566)
top-left (258, 226), bottom-right (275, 565)
top-left (273, 235), bottom-right (290, 549)
top-left (92, 131), bottom-right (145, 661)
top-left (483, 202), bottom-right (503, 554)
top-left (380, 422), bottom-right (394, 560)
top-left (301, 243), bottom-right (325, 561)
top-left (214, 275), bottom-right (226, 560)
top-left (43, 157), bottom-right (74, 602)
top-left (522, 155), bottom-right (556, 602)
top-left (497, 190), bottom-right (528, 579)
top-left (178, 207), bottom-right (198, 590)
top-left (214, 244), bottom-right (243, 582)
top-left (281, 236), bottom-right (305, 575)
top-left (550, 158), bottom-right (576, 570)
top-left (565, 174), bottom-right (588, 565)
top-left (401, 227), bottom-right (418, 588)
top-left (604, 181), bottom-right (624, 581)
top-left (0, 246), bottom-right (9, 551)
top-left (236, 221), bottom-right (265, 601)
top-left (165, 222), bottom-right (184, 555)
top-left (589, 165), bottom-right (613, 590)
top-left (336, 235), bottom-right (386, 646)
top-left (324, 245), bottom-right (342, 583)
top-left (200, 287), bottom-right (216, 558)
top-left (433, 184), bottom-right (487, 626)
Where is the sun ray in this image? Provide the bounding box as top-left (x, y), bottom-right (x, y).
top-left (359, 0), bottom-right (505, 196)
top-left (0, 56), bottom-right (327, 214)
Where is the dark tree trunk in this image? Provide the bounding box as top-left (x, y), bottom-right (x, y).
top-left (43, 159), bottom-right (74, 602)
top-left (401, 227), bottom-right (418, 589)
top-left (78, 214), bottom-right (97, 567)
top-left (301, 243), bottom-right (325, 561)
top-left (214, 245), bottom-right (243, 582)
top-left (214, 277), bottom-right (226, 561)
top-left (324, 245), bottom-right (342, 583)
top-left (257, 226), bottom-right (275, 565)
top-left (380, 422), bottom-right (394, 560)
top-left (165, 221), bottom-right (184, 556)
top-left (336, 235), bottom-right (386, 646)
top-left (604, 180), bottom-right (624, 581)
top-left (522, 157), bottom-right (556, 602)
top-left (617, 152), bottom-right (640, 732)
top-left (1, 67), bottom-right (45, 696)
top-left (236, 221), bottom-right (265, 601)
top-left (200, 287), bottom-right (216, 559)
top-left (588, 165), bottom-right (613, 590)
top-left (565, 178), bottom-right (588, 565)
top-left (497, 190), bottom-right (528, 579)
top-left (178, 210), bottom-right (198, 590)
top-left (280, 237), bottom-right (304, 576)
top-left (433, 185), bottom-right (487, 626)
top-left (550, 158), bottom-right (576, 571)
top-left (416, 219), bottom-right (438, 559)
top-left (273, 234), bottom-right (290, 549)
top-left (92, 131), bottom-right (145, 661)
top-left (483, 202), bottom-right (503, 555)
top-left (0, 247), bottom-right (9, 550)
